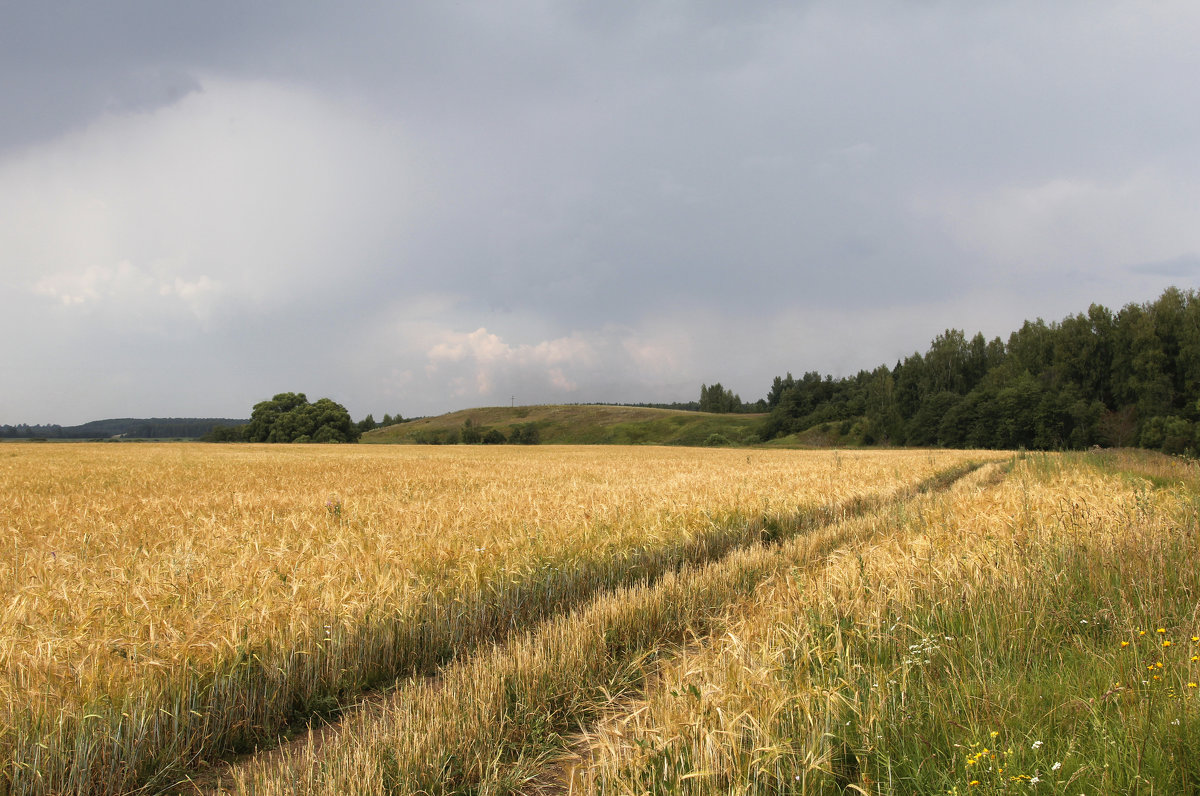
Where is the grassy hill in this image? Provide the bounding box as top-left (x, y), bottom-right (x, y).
top-left (361, 405), bottom-right (768, 446)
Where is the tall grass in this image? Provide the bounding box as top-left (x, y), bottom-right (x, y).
top-left (0, 444), bottom-right (987, 794)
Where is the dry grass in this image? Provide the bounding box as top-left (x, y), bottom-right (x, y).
top-left (0, 443), bottom-right (987, 794)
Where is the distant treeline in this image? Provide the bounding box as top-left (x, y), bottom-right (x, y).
top-left (0, 418), bottom-right (249, 440)
top-left (759, 286), bottom-right (1200, 453)
top-left (582, 397), bottom-right (766, 414)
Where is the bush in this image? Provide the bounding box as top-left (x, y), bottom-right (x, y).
top-left (201, 424), bottom-right (246, 443)
top-left (509, 424), bottom-right (541, 445)
top-left (704, 433), bottom-right (731, 447)
top-left (1140, 415), bottom-right (1194, 455)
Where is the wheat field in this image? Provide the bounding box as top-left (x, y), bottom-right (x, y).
top-left (227, 452), bottom-right (1200, 794)
top-left (0, 443), bottom-right (990, 794)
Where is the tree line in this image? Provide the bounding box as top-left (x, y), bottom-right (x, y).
top-left (757, 286), bottom-right (1200, 452)
top-left (0, 418), bottom-right (248, 439)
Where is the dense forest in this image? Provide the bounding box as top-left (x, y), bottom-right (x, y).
top-left (759, 286), bottom-right (1200, 452)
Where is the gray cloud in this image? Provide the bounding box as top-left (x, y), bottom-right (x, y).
top-left (3, 1), bottom-right (1200, 424)
top-left (1130, 254), bottom-right (1200, 279)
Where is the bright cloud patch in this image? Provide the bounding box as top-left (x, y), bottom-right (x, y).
top-left (31, 261), bottom-right (223, 320)
top-left (0, 76), bottom-right (413, 316)
top-left (427, 328), bottom-right (592, 397)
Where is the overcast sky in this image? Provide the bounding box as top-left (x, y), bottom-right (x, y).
top-left (3, 1), bottom-right (1199, 424)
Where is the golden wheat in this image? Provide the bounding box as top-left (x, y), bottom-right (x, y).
top-left (0, 443), bottom-right (991, 794)
top-left (224, 458), bottom-right (996, 794)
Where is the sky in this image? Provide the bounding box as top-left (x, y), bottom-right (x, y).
top-left (3, 1), bottom-right (1199, 425)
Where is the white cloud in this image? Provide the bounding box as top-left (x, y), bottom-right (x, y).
top-left (426, 327), bottom-right (593, 398)
top-left (30, 260), bottom-right (225, 321)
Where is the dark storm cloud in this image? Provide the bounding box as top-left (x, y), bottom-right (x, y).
top-left (2, 2), bottom-right (1199, 423)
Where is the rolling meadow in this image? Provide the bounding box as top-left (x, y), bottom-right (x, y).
top-left (2, 443), bottom-right (1196, 793)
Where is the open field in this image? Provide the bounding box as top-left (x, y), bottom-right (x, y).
top-left (361, 405), bottom-right (768, 446)
top-left (0, 444), bottom-right (988, 794)
top-left (227, 451), bottom-right (1200, 794)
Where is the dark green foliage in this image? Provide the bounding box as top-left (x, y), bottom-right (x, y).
top-left (767, 373), bottom-right (796, 408)
top-left (761, 287), bottom-right (1200, 453)
top-left (1139, 416), bottom-right (1195, 455)
top-left (2, 418), bottom-right (248, 439)
top-left (243, 393), bottom-right (360, 443)
top-left (508, 423), bottom-right (541, 445)
top-left (482, 428), bottom-right (507, 444)
top-left (699, 382), bottom-right (742, 413)
top-left (410, 428), bottom-right (459, 445)
top-left (200, 424), bottom-right (247, 442)
top-left (460, 418), bottom-right (482, 444)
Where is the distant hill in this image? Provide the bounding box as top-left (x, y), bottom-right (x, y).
top-left (361, 405), bottom-right (767, 446)
top-left (0, 418), bottom-right (248, 440)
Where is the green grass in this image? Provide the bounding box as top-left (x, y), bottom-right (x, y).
top-left (361, 405), bottom-right (769, 446)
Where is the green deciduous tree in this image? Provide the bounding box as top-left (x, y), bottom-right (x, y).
top-left (244, 393), bottom-right (360, 443)
top-left (699, 383), bottom-right (742, 413)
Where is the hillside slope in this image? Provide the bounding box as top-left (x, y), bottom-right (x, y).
top-left (361, 405), bottom-right (766, 446)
